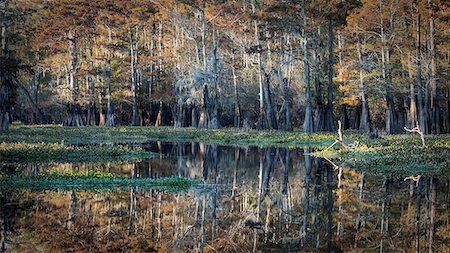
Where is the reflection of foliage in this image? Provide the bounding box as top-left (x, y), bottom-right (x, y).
top-left (0, 142), bottom-right (157, 163)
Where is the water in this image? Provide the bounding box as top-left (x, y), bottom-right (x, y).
top-left (1, 141), bottom-right (449, 252)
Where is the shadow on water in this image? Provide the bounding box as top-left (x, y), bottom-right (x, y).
top-left (1, 141), bottom-right (450, 252)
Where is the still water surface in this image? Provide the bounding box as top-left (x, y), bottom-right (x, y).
top-left (1, 141), bottom-right (449, 252)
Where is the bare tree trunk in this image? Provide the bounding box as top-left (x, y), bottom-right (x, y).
top-left (357, 42), bottom-right (372, 133)
top-left (155, 100), bottom-right (163, 127)
top-left (379, 1), bottom-right (395, 134)
top-left (0, 25), bottom-right (10, 130)
top-left (325, 20), bottom-right (335, 131)
top-left (302, 0), bottom-right (313, 133)
top-left (263, 73), bottom-right (278, 129)
top-left (209, 28), bottom-right (220, 129)
top-left (130, 25), bottom-right (139, 126)
top-left (312, 26), bottom-right (325, 132)
top-left (63, 30), bottom-right (84, 127)
top-left (252, 0), bottom-right (265, 128)
top-left (417, 13), bottom-right (427, 133)
top-left (86, 38), bottom-right (97, 126)
top-left (198, 0), bottom-right (209, 129)
top-left (232, 49), bottom-right (241, 127)
top-left (105, 26), bottom-right (115, 127)
top-left (409, 54), bottom-right (418, 128)
top-left (428, 0), bottom-right (440, 134)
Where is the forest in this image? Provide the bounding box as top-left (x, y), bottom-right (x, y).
top-left (1, 0), bottom-right (450, 252)
top-left (0, 0), bottom-right (447, 134)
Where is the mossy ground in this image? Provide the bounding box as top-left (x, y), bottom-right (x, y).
top-left (0, 125), bottom-right (357, 147)
top-left (0, 142), bottom-right (157, 164)
top-left (312, 135), bottom-right (450, 176)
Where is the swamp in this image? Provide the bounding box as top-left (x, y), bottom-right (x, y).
top-left (1, 0), bottom-right (450, 252)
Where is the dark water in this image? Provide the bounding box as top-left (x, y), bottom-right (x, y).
top-left (1, 141), bottom-right (449, 252)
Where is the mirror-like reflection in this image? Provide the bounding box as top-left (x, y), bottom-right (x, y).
top-left (1, 142), bottom-right (449, 252)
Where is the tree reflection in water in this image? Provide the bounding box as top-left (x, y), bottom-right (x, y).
top-left (1, 141), bottom-right (450, 252)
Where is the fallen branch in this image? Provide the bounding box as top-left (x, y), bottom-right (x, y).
top-left (404, 121), bottom-right (427, 148)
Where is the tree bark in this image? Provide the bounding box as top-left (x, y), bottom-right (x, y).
top-left (63, 30), bottom-right (84, 127)
top-left (198, 0), bottom-right (209, 129)
top-left (129, 25), bottom-right (139, 126)
top-left (86, 39), bottom-right (97, 126)
top-left (357, 42), bottom-right (372, 133)
top-left (417, 13), bottom-right (427, 133)
top-left (312, 26), bottom-right (325, 132)
top-left (302, 0), bottom-right (313, 133)
top-left (232, 49), bottom-right (241, 127)
top-left (263, 73), bottom-right (277, 130)
top-left (428, 0), bottom-right (440, 134)
top-left (251, 0), bottom-right (265, 129)
top-left (105, 26), bottom-right (115, 127)
top-left (325, 20), bottom-right (335, 131)
top-left (0, 25), bottom-right (10, 130)
top-left (379, 1), bottom-right (395, 134)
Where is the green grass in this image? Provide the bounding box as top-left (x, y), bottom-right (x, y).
top-left (0, 172), bottom-right (196, 191)
top-left (0, 142), bottom-right (157, 164)
top-left (0, 125), bottom-right (358, 147)
top-left (312, 136), bottom-right (450, 176)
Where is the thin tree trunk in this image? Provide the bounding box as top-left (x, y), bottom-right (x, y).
top-left (379, 1), bottom-right (395, 134)
top-left (325, 20), bottom-right (335, 131)
top-left (312, 26), bottom-right (325, 132)
top-left (428, 0), bottom-right (440, 134)
top-left (63, 30), bottom-right (84, 127)
top-left (302, 0), bottom-right (313, 133)
top-left (263, 73), bottom-right (277, 129)
top-left (409, 54), bottom-right (418, 128)
top-left (417, 13), bottom-right (427, 133)
top-left (86, 38), bottom-right (97, 126)
top-left (252, 0), bottom-right (265, 128)
top-left (0, 25), bottom-right (10, 130)
top-left (209, 28), bottom-right (220, 129)
top-left (357, 42), bottom-right (372, 133)
top-left (232, 49), bottom-right (241, 127)
top-left (198, 0), bottom-right (209, 129)
top-left (105, 26), bottom-right (115, 127)
top-left (130, 25), bottom-right (139, 126)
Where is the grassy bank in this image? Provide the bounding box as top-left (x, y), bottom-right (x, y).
top-left (0, 142), bottom-right (157, 164)
top-left (1, 125), bottom-right (449, 176)
top-left (312, 137), bottom-right (450, 176)
top-left (0, 125), bottom-right (356, 147)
